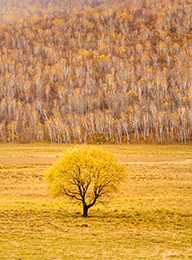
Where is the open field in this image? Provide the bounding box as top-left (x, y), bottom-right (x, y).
top-left (0, 143), bottom-right (192, 259)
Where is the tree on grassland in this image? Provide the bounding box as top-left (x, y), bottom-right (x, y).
top-left (45, 145), bottom-right (127, 217)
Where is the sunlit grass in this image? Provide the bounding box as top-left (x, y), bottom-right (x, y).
top-left (0, 143), bottom-right (192, 259)
top-left (0, 142), bottom-right (192, 158)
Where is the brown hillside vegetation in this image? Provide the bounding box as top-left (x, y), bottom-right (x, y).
top-left (0, 0), bottom-right (115, 25)
top-left (0, 0), bottom-right (192, 143)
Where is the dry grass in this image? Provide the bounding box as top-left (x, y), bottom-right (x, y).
top-left (0, 143), bottom-right (192, 259)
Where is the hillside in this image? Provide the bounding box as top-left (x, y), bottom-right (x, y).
top-left (0, 0), bottom-right (192, 143)
top-left (0, 0), bottom-right (115, 24)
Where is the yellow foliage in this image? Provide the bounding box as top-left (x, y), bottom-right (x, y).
top-left (78, 55), bottom-right (82, 61)
top-left (183, 96), bottom-right (188, 102)
top-left (127, 90), bottom-right (138, 98)
top-left (99, 54), bottom-right (105, 59)
top-left (45, 145), bottom-right (127, 205)
top-left (81, 49), bottom-right (90, 57)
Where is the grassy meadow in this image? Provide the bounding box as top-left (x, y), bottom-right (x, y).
top-left (0, 143), bottom-right (192, 259)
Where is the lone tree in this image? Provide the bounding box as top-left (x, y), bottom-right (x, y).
top-left (45, 145), bottom-right (127, 217)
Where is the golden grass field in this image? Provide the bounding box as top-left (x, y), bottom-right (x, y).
top-left (0, 143), bottom-right (192, 259)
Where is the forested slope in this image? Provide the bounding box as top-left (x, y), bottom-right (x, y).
top-left (0, 0), bottom-right (192, 143)
top-left (0, 0), bottom-right (115, 24)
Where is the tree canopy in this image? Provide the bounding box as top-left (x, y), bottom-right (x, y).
top-left (45, 145), bottom-right (127, 217)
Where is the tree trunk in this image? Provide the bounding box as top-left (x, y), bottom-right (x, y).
top-left (82, 203), bottom-right (89, 217)
top-left (82, 196), bottom-right (98, 217)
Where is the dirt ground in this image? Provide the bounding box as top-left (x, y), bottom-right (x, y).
top-left (0, 156), bottom-right (185, 165)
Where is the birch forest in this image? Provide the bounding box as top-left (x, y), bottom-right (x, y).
top-left (0, 0), bottom-right (192, 144)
